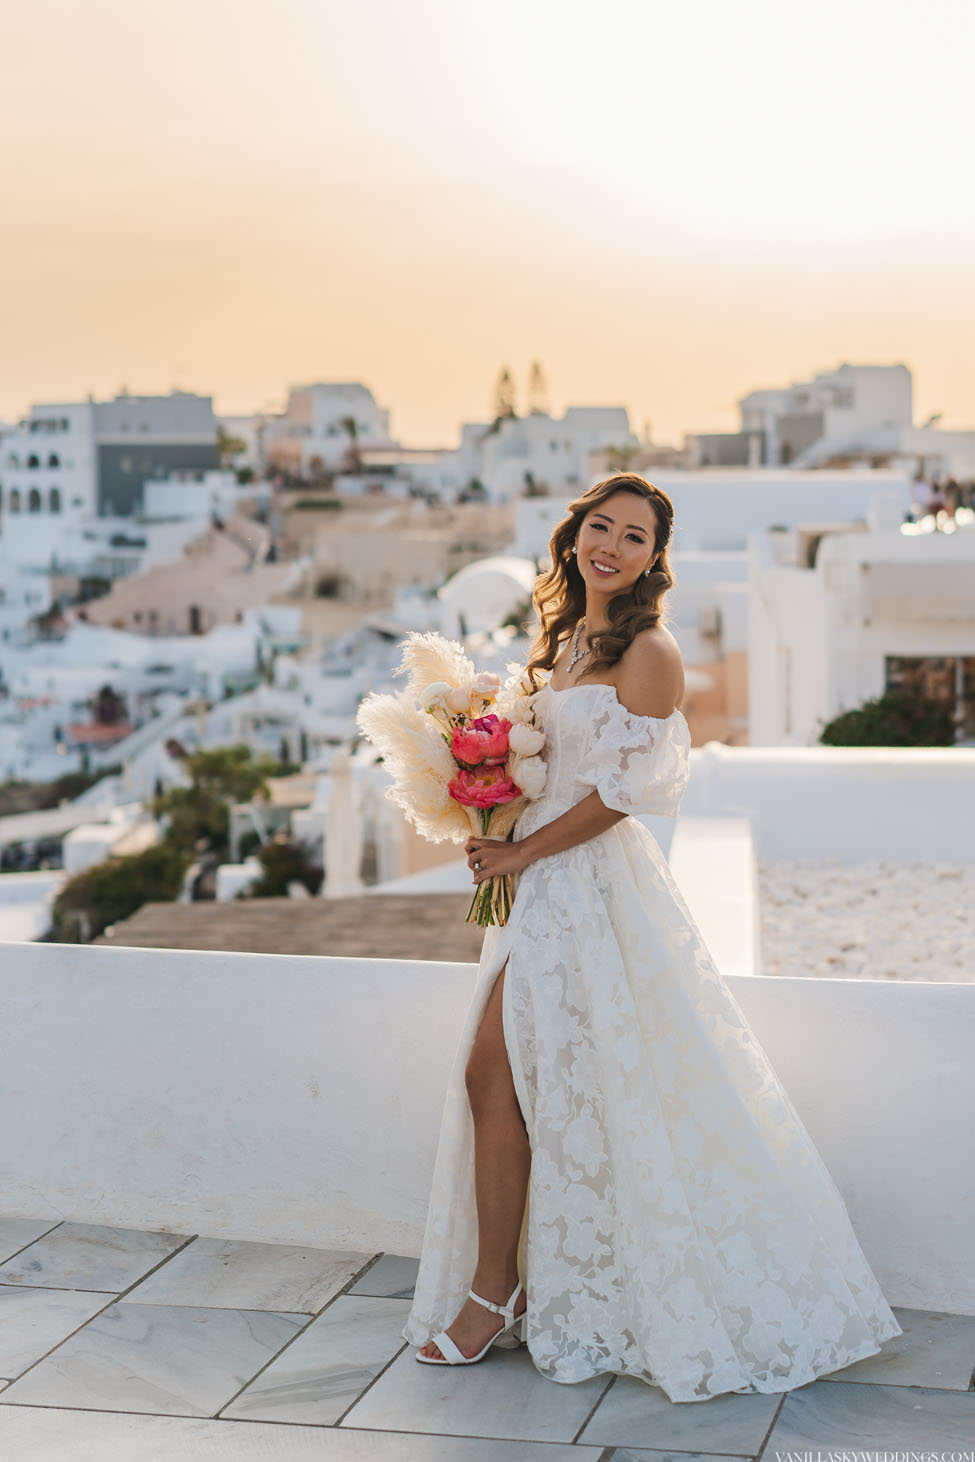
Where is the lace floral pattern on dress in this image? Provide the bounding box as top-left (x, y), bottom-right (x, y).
top-left (402, 676), bottom-right (902, 1401)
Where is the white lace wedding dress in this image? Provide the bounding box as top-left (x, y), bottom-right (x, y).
top-left (402, 676), bottom-right (902, 1403)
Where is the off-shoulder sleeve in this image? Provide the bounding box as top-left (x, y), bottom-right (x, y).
top-left (573, 698), bottom-right (691, 817)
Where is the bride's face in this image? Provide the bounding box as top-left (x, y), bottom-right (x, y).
top-left (575, 491), bottom-right (658, 595)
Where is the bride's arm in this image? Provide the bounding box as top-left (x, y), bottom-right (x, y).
top-left (466, 791), bottom-right (624, 881)
top-left (517, 790), bottom-right (626, 865)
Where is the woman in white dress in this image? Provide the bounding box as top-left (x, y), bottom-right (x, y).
top-left (408, 473), bottom-right (902, 1401)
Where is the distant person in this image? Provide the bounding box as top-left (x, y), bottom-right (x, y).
top-left (408, 472), bottom-right (903, 1399)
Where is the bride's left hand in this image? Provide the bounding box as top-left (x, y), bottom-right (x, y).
top-left (465, 836), bottom-right (530, 883)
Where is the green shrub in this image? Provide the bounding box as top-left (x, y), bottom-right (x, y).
top-left (52, 842), bottom-right (192, 942)
top-left (818, 689), bottom-right (956, 747)
top-left (153, 745), bottom-right (278, 857)
top-left (237, 838), bottom-right (323, 898)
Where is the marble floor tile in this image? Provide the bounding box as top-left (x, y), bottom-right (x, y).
top-left (0, 1218), bottom-right (63, 1265)
top-left (125, 1235), bottom-right (375, 1312)
top-left (348, 1254), bottom-right (419, 1299)
top-left (766, 1379), bottom-right (975, 1448)
top-left (0, 1407), bottom-right (603, 1461)
top-left (343, 1340), bottom-right (610, 1443)
top-left (223, 1294), bottom-right (411, 1423)
top-left (0, 1222), bottom-right (191, 1293)
top-left (577, 1374), bottom-right (780, 1452)
top-left (0, 1285), bottom-right (109, 1378)
top-left (608, 1452), bottom-right (752, 1462)
top-left (821, 1306), bottom-right (975, 1390)
top-left (0, 1300), bottom-right (307, 1415)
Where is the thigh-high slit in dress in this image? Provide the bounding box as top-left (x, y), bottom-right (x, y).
top-left (402, 676), bottom-right (902, 1403)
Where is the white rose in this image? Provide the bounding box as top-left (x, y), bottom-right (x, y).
top-left (511, 753), bottom-right (547, 799)
top-left (446, 686), bottom-right (472, 713)
top-left (418, 681), bottom-right (453, 709)
top-left (509, 723), bottom-right (545, 756)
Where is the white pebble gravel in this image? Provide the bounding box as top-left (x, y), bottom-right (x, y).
top-left (757, 859), bottom-right (975, 982)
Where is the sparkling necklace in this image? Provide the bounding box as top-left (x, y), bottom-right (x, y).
top-left (568, 618), bottom-right (591, 672)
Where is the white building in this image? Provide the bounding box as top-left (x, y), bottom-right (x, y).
top-left (688, 362), bottom-right (975, 478)
top-left (262, 383), bottom-right (396, 476)
top-left (748, 498), bottom-right (975, 746)
top-left (457, 406), bottom-right (636, 503)
top-left (0, 393), bottom-right (231, 642)
top-left (0, 401), bottom-right (99, 630)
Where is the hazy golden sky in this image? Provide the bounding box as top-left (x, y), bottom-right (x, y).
top-left (3, 0), bottom-right (973, 445)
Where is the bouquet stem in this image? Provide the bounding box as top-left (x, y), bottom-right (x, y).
top-left (465, 808), bottom-right (515, 927)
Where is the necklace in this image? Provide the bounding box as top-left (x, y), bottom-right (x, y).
top-left (568, 619), bottom-right (591, 672)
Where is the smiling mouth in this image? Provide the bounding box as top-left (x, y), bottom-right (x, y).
top-left (591, 560), bottom-right (619, 575)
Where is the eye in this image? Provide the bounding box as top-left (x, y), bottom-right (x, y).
top-left (627, 533), bottom-right (645, 543)
top-left (591, 522), bottom-right (606, 530)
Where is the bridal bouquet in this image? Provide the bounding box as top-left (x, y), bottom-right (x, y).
top-left (355, 633), bottom-right (546, 926)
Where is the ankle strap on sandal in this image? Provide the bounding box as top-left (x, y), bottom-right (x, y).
top-left (467, 1280), bottom-right (522, 1319)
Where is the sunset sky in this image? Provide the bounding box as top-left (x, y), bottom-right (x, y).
top-left (3, 0), bottom-right (973, 447)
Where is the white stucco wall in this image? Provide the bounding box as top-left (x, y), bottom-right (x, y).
top-left (749, 521), bottom-right (975, 745)
top-left (681, 742), bottom-right (975, 863)
top-left (1, 941), bottom-right (971, 1313)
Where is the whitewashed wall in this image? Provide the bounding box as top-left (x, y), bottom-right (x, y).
top-left (1, 941), bottom-right (972, 1312)
top-left (681, 743), bottom-right (975, 863)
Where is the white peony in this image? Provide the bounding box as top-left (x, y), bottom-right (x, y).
top-left (511, 753), bottom-right (547, 799)
top-left (509, 723), bottom-right (545, 756)
top-left (418, 681), bottom-right (453, 709)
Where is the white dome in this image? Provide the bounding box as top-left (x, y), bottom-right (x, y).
top-left (437, 556), bottom-right (537, 637)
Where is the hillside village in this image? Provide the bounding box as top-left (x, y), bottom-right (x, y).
top-left (0, 361), bottom-right (973, 957)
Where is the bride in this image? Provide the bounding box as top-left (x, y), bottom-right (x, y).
top-left (406, 472), bottom-right (902, 1402)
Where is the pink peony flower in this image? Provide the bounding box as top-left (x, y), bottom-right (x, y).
top-left (451, 714), bottom-right (513, 767)
top-left (448, 767), bottom-right (522, 809)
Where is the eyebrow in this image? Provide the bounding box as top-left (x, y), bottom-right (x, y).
top-left (591, 512), bottom-right (649, 534)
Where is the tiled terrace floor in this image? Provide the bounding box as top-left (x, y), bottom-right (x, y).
top-left (0, 1216), bottom-right (972, 1460)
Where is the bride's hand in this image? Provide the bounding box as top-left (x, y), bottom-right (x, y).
top-left (465, 836), bottom-right (530, 882)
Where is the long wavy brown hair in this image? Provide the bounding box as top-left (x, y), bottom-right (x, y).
top-left (524, 474), bottom-right (677, 691)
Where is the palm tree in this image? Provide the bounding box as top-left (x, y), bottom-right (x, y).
top-left (339, 416), bottom-right (362, 473)
top-left (216, 426), bottom-right (247, 468)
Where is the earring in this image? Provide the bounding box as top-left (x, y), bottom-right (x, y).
top-left (644, 565), bottom-right (652, 576)
top-left (571, 544), bottom-right (577, 554)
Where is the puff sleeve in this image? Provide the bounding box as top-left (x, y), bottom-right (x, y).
top-left (573, 698), bottom-right (691, 817)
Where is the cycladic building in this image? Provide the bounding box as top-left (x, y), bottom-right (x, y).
top-left (686, 362), bottom-right (975, 478)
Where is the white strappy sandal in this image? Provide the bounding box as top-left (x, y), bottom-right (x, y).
top-left (415, 1280), bottom-right (527, 1365)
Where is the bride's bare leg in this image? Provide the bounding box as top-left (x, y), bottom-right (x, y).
top-left (418, 960), bottom-right (530, 1360)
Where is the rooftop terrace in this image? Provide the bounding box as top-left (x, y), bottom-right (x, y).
top-left (3, 747), bottom-right (973, 1457)
top-left (1, 1214), bottom-right (973, 1459)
